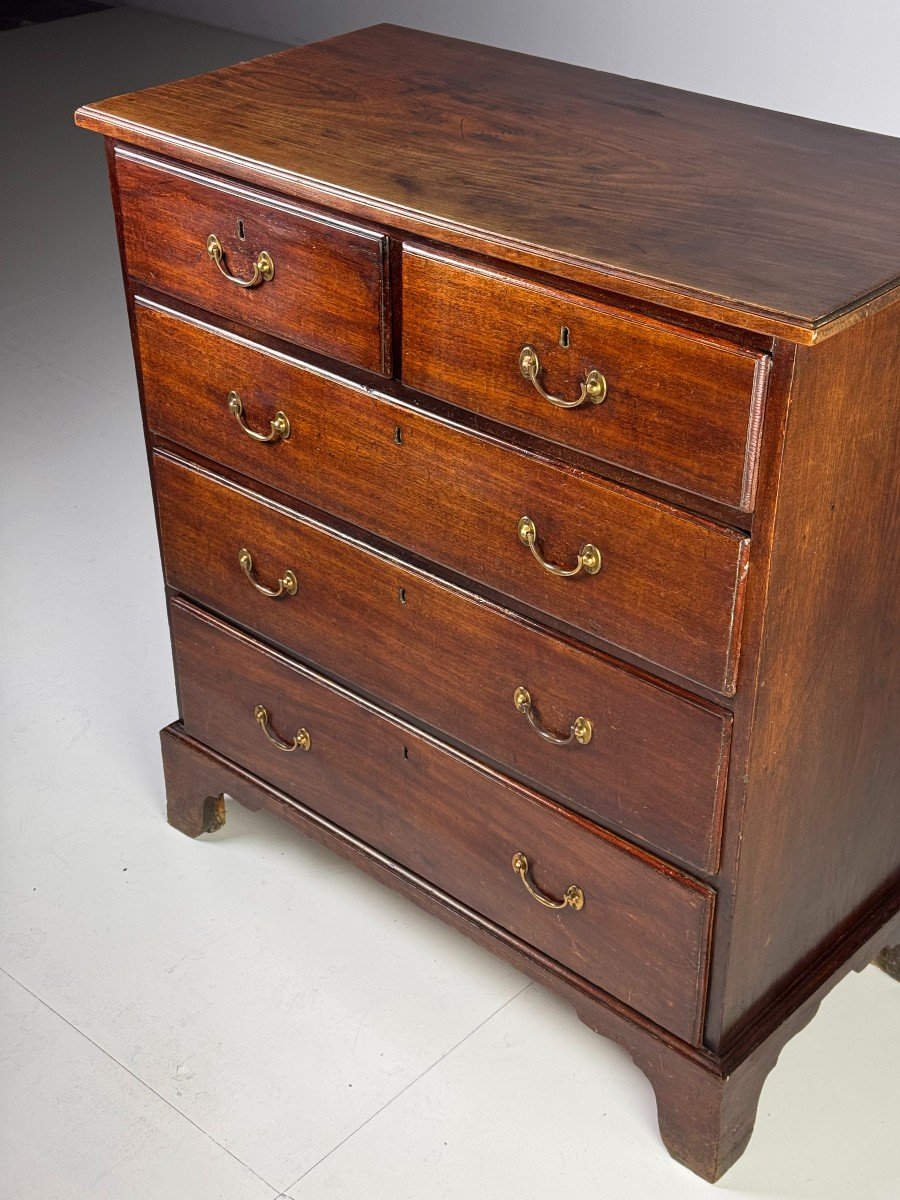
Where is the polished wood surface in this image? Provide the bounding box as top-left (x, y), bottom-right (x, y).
top-left (137, 299), bottom-right (749, 695)
top-left (171, 598), bottom-right (715, 1044)
top-left (116, 148), bottom-right (390, 374)
top-left (163, 720), bottom-right (900, 1182)
top-left (155, 450), bottom-right (732, 873)
top-left (402, 246), bottom-right (770, 510)
top-left (715, 301), bottom-right (900, 1043)
top-left (76, 24), bottom-right (900, 343)
top-left (77, 23), bottom-right (900, 1183)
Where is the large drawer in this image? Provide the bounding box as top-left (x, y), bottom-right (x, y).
top-left (155, 451), bottom-right (732, 872)
top-left (402, 247), bottom-right (770, 510)
top-left (137, 299), bottom-right (749, 695)
top-left (171, 599), bottom-right (715, 1044)
top-left (115, 148), bottom-right (390, 374)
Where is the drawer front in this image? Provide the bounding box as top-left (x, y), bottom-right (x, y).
top-left (171, 599), bottom-right (715, 1044)
top-left (138, 300), bottom-right (749, 695)
top-left (155, 452), bottom-right (732, 872)
top-left (402, 247), bottom-right (769, 510)
top-left (115, 149), bottom-right (389, 375)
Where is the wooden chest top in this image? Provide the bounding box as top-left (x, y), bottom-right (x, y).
top-left (76, 23), bottom-right (900, 343)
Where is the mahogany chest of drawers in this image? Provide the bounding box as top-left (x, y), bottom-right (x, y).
top-left (76, 25), bottom-right (899, 1181)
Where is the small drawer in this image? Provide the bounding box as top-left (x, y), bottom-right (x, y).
top-left (155, 451), bottom-right (732, 872)
top-left (171, 599), bottom-right (715, 1044)
top-left (402, 247), bottom-right (770, 510)
top-left (137, 301), bottom-right (749, 695)
top-left (114, 148), bottom-right (390, 374)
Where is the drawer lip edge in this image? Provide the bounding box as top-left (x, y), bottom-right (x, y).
top-left (169, 595), bottom-right (716, 903)
top-left (75, 109), bottom-right (892, 345)
top-left (115, 142), bottom-right (390, 246)
top-left (153, 444), bottom-right (737, 722)
top-left (162, 715), bottom-right (713, 1047)
top-left (400, 242), bottom-right (771, 515)
top-left (402, 241), bottom-right (772, 364)
top-left (135, 294), bottom-right (751, 545)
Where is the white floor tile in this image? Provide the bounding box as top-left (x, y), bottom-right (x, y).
top-left (1, 752), bottom-right (529, 1190)
top-left (0, 349), bottom-right (528, 1192)
top-left (729, 967), bottom-right (899, 1197)
top-left (0, 345), bottom-right (524, 1191)
top-left (0, 970), bottom-right (278, 1200)
top-left (287, 969), bottom-right (899, 1200)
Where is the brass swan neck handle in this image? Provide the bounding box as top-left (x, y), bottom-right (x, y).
top-left (511, 852), bottom-right (584, 911)
top-left (513, 687), bottom-right (593, 746)
top-left (254, 705), bottom-right (311, 752)
top-left (207, 233), bottom-right (274, 288)
top-left (519, 344), bottom-right (606, 409)
top-left (518, 516), bottom-right (601, 577)
top-left (239, 548), bottom-right (298, 598)
top-left (228, 391), bottom-right (290, 443)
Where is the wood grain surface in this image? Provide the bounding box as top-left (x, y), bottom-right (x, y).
top-left (403, 246), bottom-right (770, 510)
top-left (116, 148), bottom-right (390, 374)
top-left (713, 302), bottom-right (900, 1043)
top-left (76, 24), bottom-right (900, 341)
top-left (155, 449), bottom-right (733, 872)
top-left (137, 299), bottom-right (750, 695)
top-left (163, 721), bottom-right (900, 1181)
top-left (170, 597), bottom-right (715, 1044)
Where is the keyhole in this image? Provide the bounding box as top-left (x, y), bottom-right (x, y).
top-left (399, 587), bottom-right (407, 604)
top-left (559, 326), bottom-right (570, 348)
top-left (394, 426), bottom-right (403, 445)
top-left (402, 745), bottom-right (410, 760)
top-left (237, 220), bottom-right (245, 239)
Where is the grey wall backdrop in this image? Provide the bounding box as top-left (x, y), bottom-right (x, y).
top-left (116, 0), bottom-right (900, 136)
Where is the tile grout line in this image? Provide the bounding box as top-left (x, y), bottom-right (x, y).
top-left (282, 980), bottom-right (534, 1196)
top-left (0, 964), bottom-right (282, 1197)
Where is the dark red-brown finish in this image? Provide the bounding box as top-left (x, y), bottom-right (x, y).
top-left (709, 301), bottom-right (900, 1045)
top-left (162, 720), bottom-right (900, 1183)
top-left (115, 148), bottom-right (390, 374)
top-left (76, 23), bottom-right (900, 1185)
top-left (402, 246), bottom-right (770, 510)
top-left (154, 449), bottom-right (732, 873)
top-left (76, 26), bottom-right (900, 343)
top-left (137, 299), bottom-right (749, 695)
top-left (171, 597), bottom-right (715, 1044)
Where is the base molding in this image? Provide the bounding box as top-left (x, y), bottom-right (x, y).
top-left (160, 722), bottom-right (898, 1182)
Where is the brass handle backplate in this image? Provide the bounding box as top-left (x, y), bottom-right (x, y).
top-left (254, 704), bottom-right (310, 752)
top-left (513, 686), bottom-right (592, 746)
top-left (207, 233), bottom-right (274, 288)
top-left (511, 852), bottom-right (584, 911)
top-left (239, 548), bottom-right (298, 597)
top-left (518, 515), bottom-right (601, 577)
top-left (519, 344), bottom-right (606, 409)
top-left (228, 390), bottom-right (290, 443)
